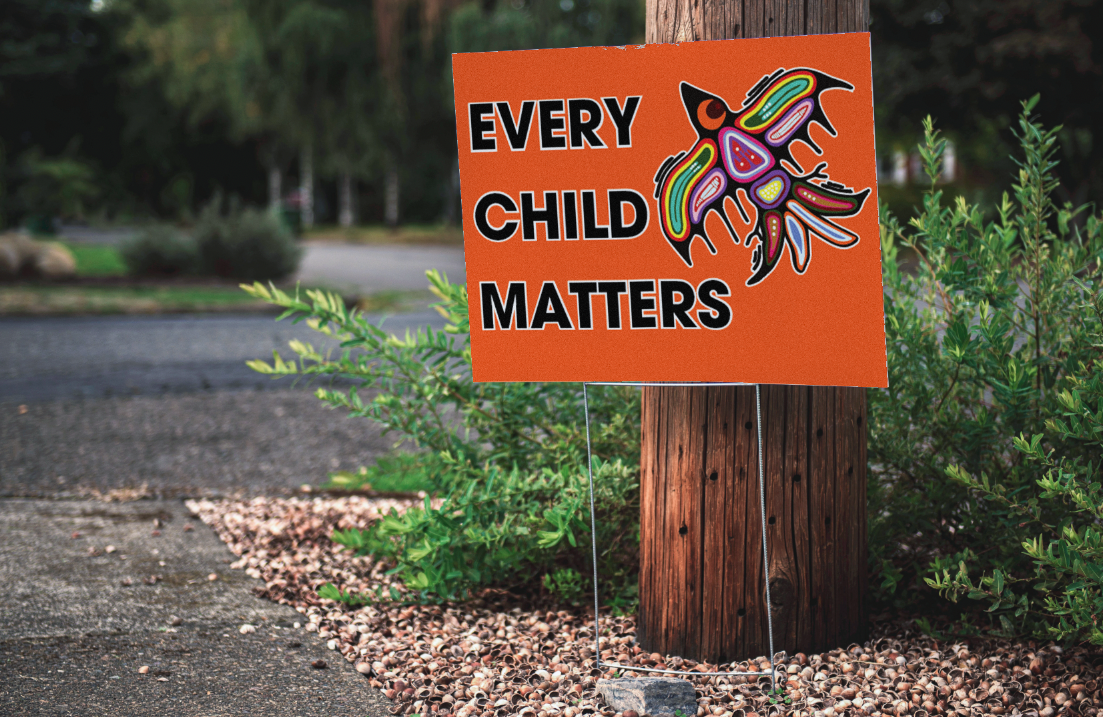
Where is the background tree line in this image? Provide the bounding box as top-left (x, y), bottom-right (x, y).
top-left (0, 0), bottom-right (1099, 230)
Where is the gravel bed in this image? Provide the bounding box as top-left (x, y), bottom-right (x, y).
top-left (187, 496), bottom-right (1103, 717)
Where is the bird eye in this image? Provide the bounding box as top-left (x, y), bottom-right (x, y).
top-left (697, 99), bottom-right (726, 130)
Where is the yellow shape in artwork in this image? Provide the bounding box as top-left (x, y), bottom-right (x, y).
top-left (756, 177), bottom-right (784, 204)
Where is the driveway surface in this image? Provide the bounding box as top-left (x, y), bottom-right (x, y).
top-left (0, 310), bottom-right (454, 498)
top-left (0, 242), bottom-right (457, 714)
top-left (0, 499), bottom-right (390, 717)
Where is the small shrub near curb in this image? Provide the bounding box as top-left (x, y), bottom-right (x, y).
top-left (121, 225), bottom-right (198, 277)
top-left (195, 202), bottom-right (301, 282)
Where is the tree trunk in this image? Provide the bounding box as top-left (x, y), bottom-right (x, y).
top-left (637, 0), bottom-right (870, 664)
top-left (300, 142), bottom-right (314, 229)
top-left (384, 157), bottom-right (400, 228)
top-left (339, 170), bottom-right (355, 228)
top-left (267, 165), bottom-right (282, 213)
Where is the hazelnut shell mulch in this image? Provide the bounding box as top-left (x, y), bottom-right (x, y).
top-left (187, 497), bottom-right (1103, 717)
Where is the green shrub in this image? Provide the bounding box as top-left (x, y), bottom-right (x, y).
top-left (870, 97), bottom-right (1103, 642)
top-left (195, 201), bottom-right (301, 281)
top-left (934, 328), bottom-right (1103, 645)
top-left (120, 225), bottom-right (198, 277)
top-left (243, 272), bottom-right (641, 605)
top-left (325, 452), bottom-right (438, 494)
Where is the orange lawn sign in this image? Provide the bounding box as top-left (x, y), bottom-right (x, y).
top-left (452, 33), bottom-right (887, 387)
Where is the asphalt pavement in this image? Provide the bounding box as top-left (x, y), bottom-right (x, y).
top-left (0, 241), bottom-right (462, 713)
top-left (0, 310), bottom-right (454, 498)
top-left (293, 242), bottom-right (466, 293)
top-left (0, 310), bottom-right (447, 404)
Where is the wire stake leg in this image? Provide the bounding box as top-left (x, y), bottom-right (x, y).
top-left (755, 384), bottom-right (778, 693)
top-left (584, 382), bottom-right (780, 684)
top-left (583, 384), bottom-right (602, 667)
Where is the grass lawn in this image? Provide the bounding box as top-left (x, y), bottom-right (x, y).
top-left (303, 223), bottom-right (463, 246)
top-left (63, 242), bottom-right (128, 277)
top-left (0, 283), bottom-right (272, 315)
top-left (1, 239), bottom-right (440, 315)
top-left (0, 282), bottom-right (433, 316)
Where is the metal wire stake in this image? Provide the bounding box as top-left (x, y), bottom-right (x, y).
top-left (755, 384), bottom-right (778, 694)
top-left (583, 382), bottom-right (780, 686)
top-left (583, 383), bottom-right (602, 667)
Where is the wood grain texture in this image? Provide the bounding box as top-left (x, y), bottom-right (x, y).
top-left (645, 0), bottom-right (868, 42)
top-left (638, 385), bottom-right (868, 661)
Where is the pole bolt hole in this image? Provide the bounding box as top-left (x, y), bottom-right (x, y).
top-left (709, 471), bottom-right (718, 481)
top-left (678, 524), bottom-right (688, 535)
top-left (816, 427), bottom-right (824, 437)
top-left (847, 465), bottom-right (853, 475)
top-left (792, 473), bottom-right (801, 483)
top-left (825, 516), bottom-right (832, 525)
top-left (744, 421), bottom-right (753, 430)
top-left (768, 516), bottom-right (776, 525)
top-left (737, 608), bottom-right (746, 617)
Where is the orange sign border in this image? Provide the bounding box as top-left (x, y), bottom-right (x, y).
top-left (453, 34), bottom-right (887, 388)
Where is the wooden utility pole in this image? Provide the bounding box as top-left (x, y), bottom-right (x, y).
top-left (638, 0), bottom-right (871, 664)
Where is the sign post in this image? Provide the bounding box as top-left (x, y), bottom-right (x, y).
top-left (637, 0), bottom-right (875, 664)
top-left (453, 0), bottom-right (881, 663)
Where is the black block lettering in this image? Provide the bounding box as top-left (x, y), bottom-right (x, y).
top-left (597, 281), bottom-right (627, 329)
top-left (696, 279), bottom-right (732, 330)
top-left (562, 191), bottom-right (579, 241)
top-left (481, 281), bottom-right (528, 330)
top-left (629, 280), bottom-right (657, 329)
top-left (520, 191), bottom-right (559, 241)
top-left (602, 96), bottom-right (641, 147)
top-left (660, 279), bottom-right (698, 329)
top-left (581, 190), bottom-right (609, 239)
top-left (609, 189), bottom-right (649, 239)
top-left (474, 192), bottom-right (518, 241)
top-left (568, 281), bottom-right (598, 329)
top-left (495, 101), bottom-right (535, 151)
top-left (530, 281), bottom-right (574, 330)
top-left (538, 100), bottom-right (566, 149)
top-left (469, 103), bottom-right (496, 152)
top-left (568, 98), bottom-right (606, 149)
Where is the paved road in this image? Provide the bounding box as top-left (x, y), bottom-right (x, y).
top-left (0, 310), bottom-right (447, 404)
top-left (0, 310), bottom-right (455, 498)
top-left (293, 242), bottom-right (466, 293)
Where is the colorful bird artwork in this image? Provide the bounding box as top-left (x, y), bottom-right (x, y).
top-left (654, 68), bottom-right (871, 286)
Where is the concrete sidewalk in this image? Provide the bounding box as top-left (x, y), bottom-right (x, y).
top-left (0, 499), bottom-right (390, 717)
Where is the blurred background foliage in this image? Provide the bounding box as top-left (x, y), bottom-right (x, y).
top-left (2, 0), bottom-right (1097, 231)
top-left (871, 0), bottom-right (1102, 219)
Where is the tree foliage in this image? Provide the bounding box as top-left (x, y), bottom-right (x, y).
top-left (870, 97), bottom-right (1103, 641)
top-left (242, 271), bottom-right (641, 605)
top-left (871, 0), bottom-right (1103, 206)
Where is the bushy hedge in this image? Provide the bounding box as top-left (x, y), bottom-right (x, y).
top-left (195, 202), bottom-right (301, 282)
top-left (870, 98), bottom-right (1103, 643)
top-left (121, 225), bottom-right (198, 277)
top-left (122, 204), bottom-right (302, 281)
top-left (243, 275), bottom-right (641, 607)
